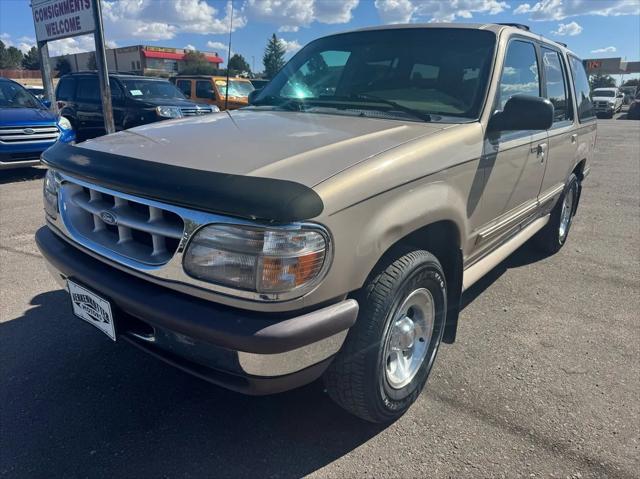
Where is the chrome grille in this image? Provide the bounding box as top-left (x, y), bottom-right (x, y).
top-left (59, 180), bottom-right (184, 266)
top-left (0, 125), bottom-right (59, 144)
top-left (595, 101), bottom-right (610, 108)
top-left (180, 105), bottom-right (213, 116)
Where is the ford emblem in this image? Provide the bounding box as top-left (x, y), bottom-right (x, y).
top-left (100, 211), bottom-right (118, 226)
top-left (23, 128), bottom-right (36, 135)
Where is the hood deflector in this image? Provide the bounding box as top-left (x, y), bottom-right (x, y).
top-left (41, 142), bottom-right (324, 223)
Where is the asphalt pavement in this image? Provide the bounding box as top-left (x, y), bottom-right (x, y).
top-left (1, 114), bottom-right (638, 478)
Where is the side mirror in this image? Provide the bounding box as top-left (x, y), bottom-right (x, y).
top-left (248, 88), bottom-right (262, 105)
top-left (488, 95), bottom-right (553, 132)
top-left (41, 99), bottom-right (52, 109)
top-left (617, 93), bottom-right (624, 98)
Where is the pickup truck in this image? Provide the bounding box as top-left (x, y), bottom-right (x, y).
top-left (37, 23), bottom-right (595, 423)
top-left (592, 87), bottom-right (623, 118)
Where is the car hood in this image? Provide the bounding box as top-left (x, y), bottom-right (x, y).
top-left (131, 97), bottom-right (203, 107)
top-left (79, 109), bottom-right (449, 187)
top-left (0, 107), bottom-right (57, 124)
top-left (592, 96), bottom-right (616, 101)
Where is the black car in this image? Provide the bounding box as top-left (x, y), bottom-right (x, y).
top-left (56, 72), bottom-right (218, 140)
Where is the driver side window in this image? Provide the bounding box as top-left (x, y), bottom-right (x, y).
top-left (498, 40), bottom-right (541, 109)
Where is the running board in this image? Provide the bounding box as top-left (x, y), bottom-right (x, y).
top-left (462, 215), bottom-right (550, 291)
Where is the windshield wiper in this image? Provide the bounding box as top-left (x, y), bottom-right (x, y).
top-left (349, 93), bottom-right (432, 122)
top-left (251, 95), bottom-right (304, 111)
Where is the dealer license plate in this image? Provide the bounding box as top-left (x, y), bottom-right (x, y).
top-left (67, 280), bottom-right (116, 341)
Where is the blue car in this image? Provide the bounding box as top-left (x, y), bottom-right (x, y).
top-left (1, 77), bottom-right (75, 170)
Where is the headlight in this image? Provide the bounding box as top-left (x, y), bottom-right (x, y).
top-left (183, 224), bottom-right (330, 297)
top-left (57, 116), bottom-right (72, 130)
top-left (608, 101), bottom-right (615, 106)
top-left (156, 106), bottom-right (183, 118)
top-left (43, 169), bottom-right (60, 219)
top-left (211, 105), bottom-right (220, 112)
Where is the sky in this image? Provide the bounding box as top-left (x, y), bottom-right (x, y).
top-left (1, 0), bottom-right (639, 75)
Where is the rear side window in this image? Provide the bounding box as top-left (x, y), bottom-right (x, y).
top-left (196, 80), bottom-right (215, 99)
top-left (76, 77), bottom-right (100, 102)
top-left (568, 55), bottom-right (595, 121)
top-left (498, 40), bottom-right (541, 109)
top-left (176, 79), bottom-right (192, 96)
top-left (56, 78), bottom-right (75, 101)
top-left (542, 48), bottom-right (571, 123)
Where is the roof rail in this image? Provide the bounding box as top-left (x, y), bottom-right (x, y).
top-left (497, 22), bottom-right (530, 31)
top-left (555, 41), bottom-right (568, 48)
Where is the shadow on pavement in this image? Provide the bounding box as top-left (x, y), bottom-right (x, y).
top-left (0, 290), bottom-right (385, 478)
top-left (0, 166), bottom-right (45, 185)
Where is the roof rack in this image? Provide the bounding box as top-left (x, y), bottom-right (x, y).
top-left (555, 41), bottom-right (568, 48)
top-left (497, 23), bottom-right (530, 31)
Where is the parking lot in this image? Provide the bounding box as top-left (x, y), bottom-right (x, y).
top-left (1, 115), bottom-right (638, 478)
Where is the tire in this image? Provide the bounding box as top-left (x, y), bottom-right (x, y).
top-left (324, 250), bottom-right (447, 423)
top-left (534, 173), bottom-right (579, 254)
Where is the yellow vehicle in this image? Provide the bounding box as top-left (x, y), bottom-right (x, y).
top-left (172, 75), bottom-right (254, 110)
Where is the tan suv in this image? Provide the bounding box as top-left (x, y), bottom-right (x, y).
top-left (37, 23), bottom-right (596, 422)
top-left (171, 75), bottom-right (254, 110)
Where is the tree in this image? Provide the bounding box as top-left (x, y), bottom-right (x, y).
top-left (21, 46), bottom-right (40, 70)
top-left (262, 34), bottom-right (285, 79)
top-left (0, 42), bottom-right (24, 69)
top-left (589, 73), bottom-right (616, 90)
top-left (180, 49), bottom-right (216, 75)
top-left (228, 53), bottom-right (250, 74)
top-left (55, 57), bottom-right (72, 77)
top-left (622, 78), bottom-right (640, 87)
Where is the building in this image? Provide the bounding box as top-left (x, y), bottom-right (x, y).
top-left (50, 45), bottom-right (224, 76)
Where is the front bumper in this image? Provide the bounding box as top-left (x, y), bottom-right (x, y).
top-left (36, 226), bottom-right (358, 395)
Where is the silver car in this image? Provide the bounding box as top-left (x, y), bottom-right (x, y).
top-left (37, 23), bottom-right (595, 422)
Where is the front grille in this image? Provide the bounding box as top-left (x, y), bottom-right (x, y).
top-left (180, 106), bottom-right (213, 116)
top-left (0, 125), bottom-right (59, 144)
top-left (595, 101), bottom-right (611, 108)
top-left (60, 180), bottom-right (184, 266)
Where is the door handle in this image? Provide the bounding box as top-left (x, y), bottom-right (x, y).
top-left (536, 143), bottom-right (547, 162)
top-left (570, 134), bottom-right (578, 144)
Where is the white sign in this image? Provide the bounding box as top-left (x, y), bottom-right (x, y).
top-left (31, 0), bottom-right (96, 43)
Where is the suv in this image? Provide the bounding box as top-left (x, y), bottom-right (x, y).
top-left (0, 77), bottom-right (74, 170)
top-left (56, 72), bottom-right (217, 140)
top-left (37, 24), bottom-right (595, 422)
top-left (592, 87), bottom-right (623, 117)
top-left (172, 75), bottom-right (255, 110)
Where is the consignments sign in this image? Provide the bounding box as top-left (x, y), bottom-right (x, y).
top-left (31, 0), bottom-right (95, 42)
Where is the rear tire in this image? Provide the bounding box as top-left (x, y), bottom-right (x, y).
top-left (534, 173), bottom-right (579, 254)
top-left (324, 250), bottom-right (446, 423)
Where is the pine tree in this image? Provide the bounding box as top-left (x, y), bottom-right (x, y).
top-left (22, 46), bottom-right (40, 70)
top-left (262, 34), bottom-right (286, 79)
top-left (228, 53), bottom-right (250, 74)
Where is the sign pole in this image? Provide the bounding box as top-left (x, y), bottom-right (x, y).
top-left (91, 0), bottom-right (115, 134)
top-left (38, 40), bottom-right (58, 114)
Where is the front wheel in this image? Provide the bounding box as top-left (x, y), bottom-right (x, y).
top-left (324, 250), bottom-right (447, 423)
top-left (534, 173), bottom-right (579, 254)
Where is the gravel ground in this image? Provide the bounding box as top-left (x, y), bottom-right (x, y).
top-left (1, 116), bottom-right (638, 478)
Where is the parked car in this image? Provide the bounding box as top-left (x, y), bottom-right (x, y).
top-left (25, 85), bottom-right (46, 100)
top-left (0, 77), bottom-right (74, 170)
top-left (592, 87), bottom-right (623, 117)
top-left (56, 72), bottom-right (218, 140)
top-left (627, 91), bottom-right (640, 120)
top-left (172, 75), bottom-right (254, 110)
top-left (37, 24), bottom-right (595, 422)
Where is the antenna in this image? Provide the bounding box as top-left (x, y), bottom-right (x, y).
top-left (224, 0), bottom-right (233, 111)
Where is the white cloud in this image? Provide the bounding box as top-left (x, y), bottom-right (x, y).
top-left (247, 0), bottom-right (358, 32)
top-left (374, 0), bottom-right (416, 23)
top-left (280, 38), bottom-right (302, 55)
top-left (551, 21), bottom-right (582, 36)
top-left (374, 0), bottom-right (509, 24)
top-left (184, 44), bottom-right (196, 50)
top-left (591, 46), bottom-right (617, 54)
top-left (100, 0), bottom-right (247, 42)
top-left (1, 33), bottom-right (36, 53)
top-left (206, 41), bottom-right (228, 51)
top-left (514, 0), bottom-right (639, 21)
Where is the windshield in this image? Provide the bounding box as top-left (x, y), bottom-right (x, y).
top-left (253, 28), bottom-right (496, 121)
top-left (0, 81), bottom-right (43, 109)
top-left (120, 79), bottom-right (186, 100)
top-left (593, 90), bottom-right (615, 97)
top-left (217, 79), bottom-right (255, 98)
